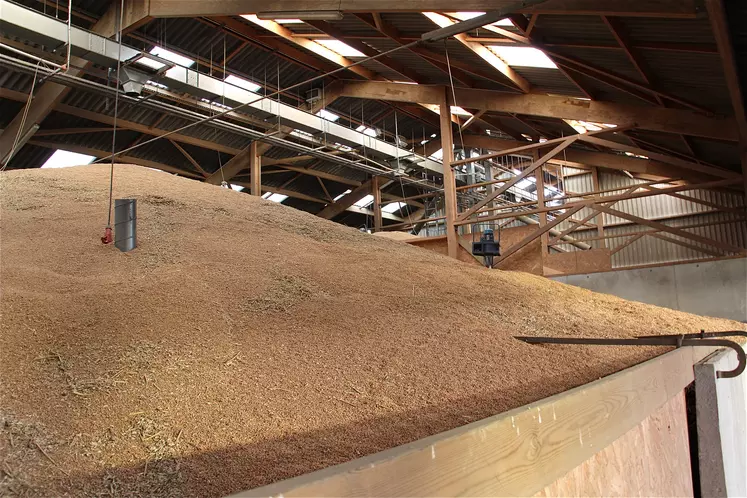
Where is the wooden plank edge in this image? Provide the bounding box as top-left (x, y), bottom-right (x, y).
top-left (233, 346), bottom-right (706, 498)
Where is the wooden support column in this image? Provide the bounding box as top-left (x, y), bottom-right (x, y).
top-left (532, 150), bottom-right (549, 260)
top-left (372, 176), bottom-right (383, 232)
top-left (249, 141), bottom-right (261, 196)
top-left (439, 93), bottom-right (459, 259)
top-left (591, 167), bottom-right (605, 247)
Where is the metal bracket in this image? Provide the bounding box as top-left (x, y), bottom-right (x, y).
top-left (515, 330), bottom-right (746, 379)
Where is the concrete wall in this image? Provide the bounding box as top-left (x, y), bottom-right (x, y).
top-left (695, 348), bottom-right (747, 497)
top-left (551, 258), bottom-right (747, 322)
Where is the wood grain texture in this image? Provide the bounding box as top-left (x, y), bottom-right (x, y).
top-left (235, 347), bottom-right (700, 498)
top-left (535, 391), bottom-right (693, 497)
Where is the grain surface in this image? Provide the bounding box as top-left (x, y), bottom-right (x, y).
top-left (1, 165), bottom-right (743, 497)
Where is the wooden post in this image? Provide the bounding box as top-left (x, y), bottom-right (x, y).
top-left (534, 150), bottom-right (548, 261)
top-left (440, 92), bottom-right (459, 259)
top-left (249, 141), bottom-right (261, 196)
top-left (591, 167), bottom-right (605, 247)
top-left (372, 176), bottom-right (383, 232)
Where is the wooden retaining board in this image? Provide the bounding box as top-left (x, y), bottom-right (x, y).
top-left (235, 346), bottom-right (706, 497)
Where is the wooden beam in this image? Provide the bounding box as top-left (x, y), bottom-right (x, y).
top-left (169, 140), bottom-right (208, 178)
top-left (534, 154), bottom-right (549, 258)
top-left (422, 13), bottom-right (531, 93)
top-left (205, 145), bottom-right (253, 185)
top-left (457, 134), bottom-right (709, 181)
top-left (332, 81), bottom-right (739, 141)
top-left (591, 167), bottom-right (605, 247)
top-left (576, 135), bottom-right (740, 180)
top-left (649, 233), bottom-right (724, 258)
top-left (440, 94), bottom-right (459, 259)
top-left (242, 15), bottom-right (379, 80)
top-left (372, 176), bottom-right (383, 232)
top-left (249, 141), bottom-right (261, 196)
top-left (147, 0), bottom-right (702, 18)
top-left (27, 140), bottom-right (203, 179)
top-left (34, 127), bottom-right (113, 137)
top-left (353, 14), bottom-right (516, 91)
top-left (705, 0), bottom-right (747, 200)
top-left (459, 136), bottom-right (578, 221)
top-left (304, 20), bottom-right (425, 84)
top-left (595, 205), bottom-right (745, 254)
top-left (610, 232), bottom-right (645, 255)
top-left (498, 205), bottom-right (585, 264)
top-left (96, 0), bottom-right (152, 38)
top-left (455, 177), bottom-right (742, 225)
top-left (317, 179), bottom-right (374, 219)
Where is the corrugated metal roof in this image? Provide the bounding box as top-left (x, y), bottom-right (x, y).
top-left (533, 15), bottom-right (618, 45)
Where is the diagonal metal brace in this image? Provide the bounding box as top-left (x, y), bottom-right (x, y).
top-left (515, 332), bottom-right (746, 379)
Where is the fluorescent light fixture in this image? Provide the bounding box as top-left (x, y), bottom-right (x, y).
top-left (316, 39), bottom-right (365, 57)
top-left (41, 150), bottom-right (96, 169)
top-left (356, 125), bottom-right (378, 137)
top-left (316, 109), bottom-right (340, 122)
top-left (334, 189), bottom-right (352, 201)
top-left (382, 202), bottom-right (406, 213)
top-left (149, 46), bottom-right (195, 68)
top-left (273, 18), bottom-right (303, 24)
top-left (488, 46), bottom-right (557, 69)
top-left (225, 74), bottom-right (261, 93)
top-left (257, 11), bottom-right (343, 21)
top-left (354, 194), bottom-right (374, 208)
top-left (146, 80), bottom-right (168, 90)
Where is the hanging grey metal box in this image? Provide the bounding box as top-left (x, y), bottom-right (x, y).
top-left (114, 199), bottom-right (137, 252)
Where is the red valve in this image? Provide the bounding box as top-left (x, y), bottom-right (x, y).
top-left (101, 227), bottom-right (113, 244)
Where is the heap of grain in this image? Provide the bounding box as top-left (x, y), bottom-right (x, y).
top-left (1, 165), bottom-right (742, 497)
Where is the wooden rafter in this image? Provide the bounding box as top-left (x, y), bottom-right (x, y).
top-left (459, 136), bottom-right (579, 221)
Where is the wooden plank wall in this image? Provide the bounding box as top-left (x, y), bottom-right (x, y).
top-left (536, 391), bottom-right (693, 497)
top-left (236, 347), bottom-right (705, 497)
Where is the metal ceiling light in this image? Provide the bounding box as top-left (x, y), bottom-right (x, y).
top-left (257, 11), bottom-right (344, 21)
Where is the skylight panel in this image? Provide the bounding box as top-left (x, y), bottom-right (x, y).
top-left (382, 202), bottom-right (406, 213)
top-left (225, 74), bottom-right (261, 93)
top-left (447, 12), bottom-right (514, 26)
top-left (450, 106), bottom-right (472, 117)
top-left (149, 46), bottom-right (195, 68)
top-left (354, 194), bottom-right (374, 208)
top-left (316, 109), bottom-right (340, 122)
top-left (488, 46), bottom-right (557, 69)
top-left (563, 119), bottom-right (617, 134)
top-left (262, 192), bottom-right (288, 203)
top-left (135, 56), bottom-right (166, 70)
top-left (316, 39), bottom-right (365, 58)
top-left (41, 150), bottom-right (96, 169)
top-left (356, 125), bottom-right (378, 137)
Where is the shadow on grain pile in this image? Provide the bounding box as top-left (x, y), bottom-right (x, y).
top-left (1, 165), bottom-right (743, 497)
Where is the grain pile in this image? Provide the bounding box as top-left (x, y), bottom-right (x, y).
top-left (1, 165), bottom-right (743, 497)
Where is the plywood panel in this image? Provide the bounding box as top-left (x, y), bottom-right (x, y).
top-left (237, 347), bottom-right (701, 498)
top-left (536, 391), bottom-right (693, 497)
top-left (545, 249), bottom-right (612, 276)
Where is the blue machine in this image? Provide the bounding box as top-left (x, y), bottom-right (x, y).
top-left (472, 228), bottom-right (501, 268)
